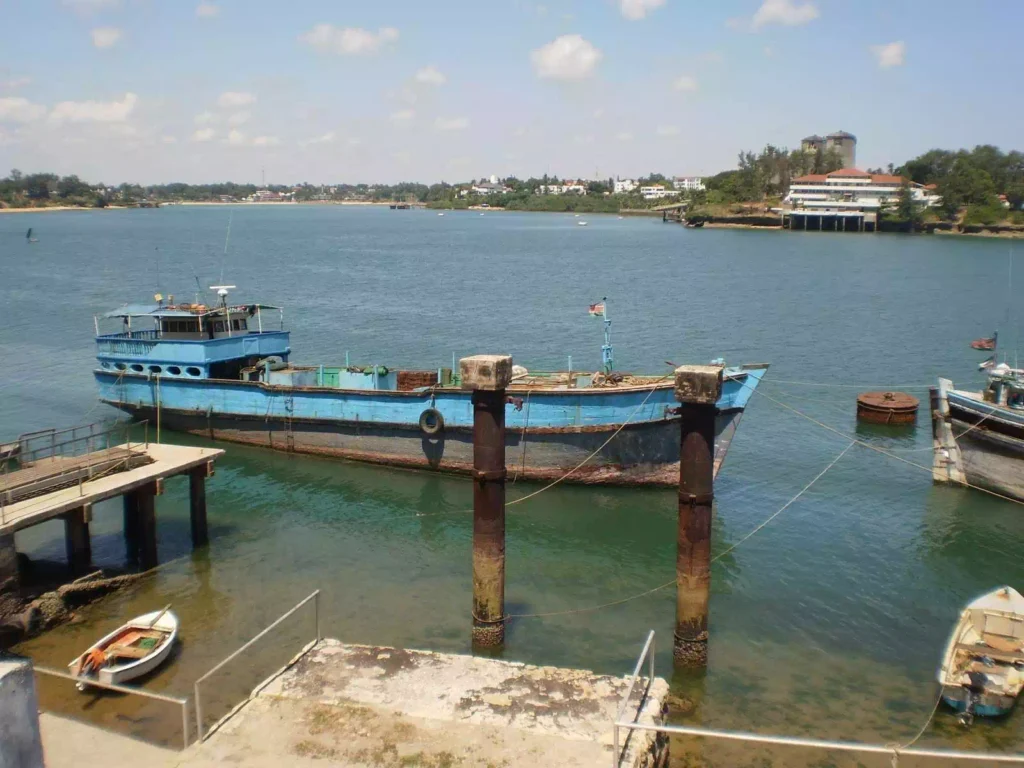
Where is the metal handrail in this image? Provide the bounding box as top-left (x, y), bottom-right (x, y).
top-left (610, 631), bottom-right (1024, 766)
top-left (34, 665), bottom-right (190, 750)
top-left (194, 590), bottom-right (320, 742)
top-left (612, 630), bottom-right (655, 766)
top-left (612, 722), bottom-right (1024, 764)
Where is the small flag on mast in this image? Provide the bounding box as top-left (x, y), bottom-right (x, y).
top-left (588, 301), bottom-right (606, 317)
top-left (979, 354), bottom-right (997, 371)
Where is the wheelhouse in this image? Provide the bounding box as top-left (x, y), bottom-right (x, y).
top-left (95, 293), bottom-right (291, 380)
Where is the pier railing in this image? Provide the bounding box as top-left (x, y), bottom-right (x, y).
top-left (1, 421), bottom-right (148, 521)
top-left (33, 665), bottom-right (191, 750)
top-left (612, 631), bottom-right (1024, 767)
top-left (193, 590), bottom-right (320, 742)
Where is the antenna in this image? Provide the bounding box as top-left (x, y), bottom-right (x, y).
top-left (210, 285), bottom-right (236, 337)
top-left (220, 212), bottom-right (233, 284)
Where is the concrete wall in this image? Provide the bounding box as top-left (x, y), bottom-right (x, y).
top-left (0, 655), bottom-right (44, 768)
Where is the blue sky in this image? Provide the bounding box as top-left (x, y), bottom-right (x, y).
top-left (0, 0), bottom-right (1020, 185)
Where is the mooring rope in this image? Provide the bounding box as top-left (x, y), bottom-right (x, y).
top-left (741, 381), bottom-right (1024, 509)
top-left (504, 439), bottom-right (854, 620)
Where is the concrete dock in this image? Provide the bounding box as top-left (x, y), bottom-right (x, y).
top-left (41, 639), bottom-right (669, 768)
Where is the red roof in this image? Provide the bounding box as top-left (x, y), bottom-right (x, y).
top-left (827, 167), bottom-right (872, 177)
top-left (791, 170), bottom-right (909, 185)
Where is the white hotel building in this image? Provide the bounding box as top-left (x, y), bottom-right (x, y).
top-left (784, 168), bottom-right (939, 212)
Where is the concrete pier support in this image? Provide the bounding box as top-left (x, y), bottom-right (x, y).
top-left (189, 464), bottom-right (209, 548)
top-left (125, 482), bottom-right (159, 570)
top-left (460, 354), bottom-right (512, 648)
top-left (0, 533), bottom-right (19, 596)
top-left (63, 506), bottom-right (91, 576)
top-left (123, 491), bottom-right (140, 563)
top-left (673, 364), bottom-right (723, 668)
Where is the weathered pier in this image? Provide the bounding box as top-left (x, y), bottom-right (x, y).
top-left (0, 424), bottom-right (222, 587)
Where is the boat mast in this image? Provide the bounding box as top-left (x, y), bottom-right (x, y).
top-left (601, 297), bottom-right (613, 373)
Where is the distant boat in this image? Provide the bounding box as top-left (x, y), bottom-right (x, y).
top-left (26, 228), bottom-right (37, 243)
top-left (577, 221), bottom-right (588, 226)
top-left (69, 607), bottom-right (178, 689)
top-left (437, 212), bottom-right (445, 216)
top-left (938, 586), bottom-right (1024, 721)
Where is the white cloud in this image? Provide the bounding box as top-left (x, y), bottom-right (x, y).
top-left (196, 2), bottom-right (219, 17)
top-left (619, 0), bottom-right (666, 21)
top-left (0, 97), bottom-right (47, 123)
top-left (62, 0), bottom-right (120, 14)
top-left (161, 135), bottom-right (177, 144)
top-left (49, 92), bottom-right (137, 123)
top-left (226, 129), bottom-right (280, 147)
top-left (299, 131), bottom-right (336, 147)
top-left (227, 111), bottom-right (250, 126)
top-left (413, 66), bottom-right (446, 86)
top-left (218, 91), bottom-right (256, 108)
top-left (672, 75), bottom-right (698, 92)
top-left (871, 41), bottom-right (906, 69)
top-left (192, 127), bottom-right (215, 142)
top-left (752, 0), bottom-right (819, 28)
top-left (390, 109), bottom-right (415, 123)
top-left (615, 131), bottom-right (633, 142)
top-left (193, 111), bottom-right (215, 125)
top-left (91, 27), bottom-right (122, 49)
top-left (531, 34), bottom-right (602, 80)
top-left (299, 25), bottom-right (399, 55)
top-left (656, 125), bottom-right (679, 137)
top-left (435, 116), bottom-right (469, 131)
top-left (3, 77), bottom-right (32, 90)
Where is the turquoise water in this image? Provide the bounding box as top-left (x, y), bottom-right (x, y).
top-left (2, 206), bottom-right (1023, 762)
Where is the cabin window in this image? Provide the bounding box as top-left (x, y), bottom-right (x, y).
top-left (186, 367), bottom-right (202, 377)
top-left (231, 318), bottom-right (248, 331)
top-left (149, 365), bottom-right (162, 374)
top-left (213, 321), bottom-right (225, 333)
top-left (130, 364), bottom-right (144, 372)
top-left (167, 366), bottom-right (181, 375)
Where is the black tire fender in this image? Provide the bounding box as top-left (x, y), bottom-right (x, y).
top-left (419, 408), bottom-right (444, 436)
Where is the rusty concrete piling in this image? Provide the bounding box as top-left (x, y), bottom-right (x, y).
top-left (460, 354), bottom-right (513, 648)
top-left (673, 364), bottom-right (723, 668)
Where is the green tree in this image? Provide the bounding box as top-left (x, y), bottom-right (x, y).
top-left (894, 180), bottom-right (923, 227)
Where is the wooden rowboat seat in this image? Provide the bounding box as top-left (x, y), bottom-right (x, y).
top-left (956, 642), bottom-right (1024, 663)
top-left (106, 643), bottom-right (153, 659)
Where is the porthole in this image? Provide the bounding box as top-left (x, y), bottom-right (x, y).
top-left (101, 362), bottom-right (112, 369)
top-left (149, 365), bottom-right (162, 374)
top-left (115, 363), bottom-right (127, 371)
top-left (167, 366), bottom-right (182, 375)
top-left (186, 367), bottom-right (202, 377)
top-left (130, 364), bottom-right (144, 372)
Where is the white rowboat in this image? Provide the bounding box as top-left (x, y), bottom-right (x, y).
top-left (938, 586), bottom-right (1024, 721)
top-left (69, 608), bottom-right (178, 688)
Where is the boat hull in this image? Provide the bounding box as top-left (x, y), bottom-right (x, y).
top-left (941, 687), bottom-right (1016, 717)
top-left (96, 367), bottom-right (767, 486)
top-left (933, 380), bottom-right (1024, 502)
top-left (69, 609), bottom-right (177, 687)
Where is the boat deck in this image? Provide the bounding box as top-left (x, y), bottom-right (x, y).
top-left (0, 443), bottom-right (224, 536)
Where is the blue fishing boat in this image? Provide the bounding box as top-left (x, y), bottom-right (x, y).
top-left (94, 289), bottom-right (768, 486)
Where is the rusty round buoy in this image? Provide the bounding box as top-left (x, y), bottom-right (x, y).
top-left (856, 391), bottom-right (919, 425)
